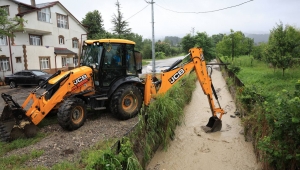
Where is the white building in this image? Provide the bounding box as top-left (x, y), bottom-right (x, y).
top-left (0, 0), bottom-right (88, 80)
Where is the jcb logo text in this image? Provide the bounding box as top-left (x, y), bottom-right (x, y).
top-left (169, 68), bottom-right (185, 84)
top-left (73, 74), bottom-right (88, 85)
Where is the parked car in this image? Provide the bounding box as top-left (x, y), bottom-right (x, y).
top-left (4, 70), bottom-right (52, 88)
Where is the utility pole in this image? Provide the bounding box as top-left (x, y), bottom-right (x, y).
top-left (145, 0), bottom-right (156, 77)
top-left (191, 27), bottom-right (195, 37)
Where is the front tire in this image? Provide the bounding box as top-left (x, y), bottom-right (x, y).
top-left (110, 85), bottom-right (143, 120)
top-left (57, 98), bottom-right (87, 131)
top-left (9, 81), bottom-right (17, 88)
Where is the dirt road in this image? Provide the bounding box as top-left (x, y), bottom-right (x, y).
top-left (147, 65), bottom-right (261, 170)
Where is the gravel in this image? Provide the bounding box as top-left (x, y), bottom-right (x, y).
top-left (0, 85), bottom-right (139, 168)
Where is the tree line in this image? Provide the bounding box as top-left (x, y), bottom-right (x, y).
top-left (81, 1), bottom-right (184, 59)
top-left (180, 22), bottom-right (300, 76)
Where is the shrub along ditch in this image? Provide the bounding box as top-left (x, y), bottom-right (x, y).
top-left (134, 72), bottom-right (196, 167)
top-left (219, 56), bottom-right (300, 169)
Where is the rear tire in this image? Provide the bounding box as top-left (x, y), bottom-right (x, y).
top-left (57, 98), bottom-right (87, 131)
top-left (110, 85), bottom-right (143, 120)
top-left (9, 81), bottom-right (17, 88)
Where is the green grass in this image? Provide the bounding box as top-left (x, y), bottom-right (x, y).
top-left (0, 150), bottom-right (44, 169)
top-left (142, 60), bottom-right (149, 66)
top-left (0, 133), bottom-right (46, 156)
top-left (224, 56), bottom-right (300, 99)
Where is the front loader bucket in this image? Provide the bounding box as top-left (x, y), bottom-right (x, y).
top-left (0, 105), bottom-right (38, 142)
top-left (202, 116), bottom-right (222, 133)
top-left (0, 105), bottom-right (15, 142)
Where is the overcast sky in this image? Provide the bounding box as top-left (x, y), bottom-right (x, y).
top-left (17, 0), bottom-right (300, 39)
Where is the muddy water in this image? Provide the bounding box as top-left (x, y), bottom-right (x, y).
top-left (147, 65), bottom-right (261, 170)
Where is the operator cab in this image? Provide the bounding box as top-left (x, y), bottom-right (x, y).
top-left (81, 39), bottom-right (142, 90)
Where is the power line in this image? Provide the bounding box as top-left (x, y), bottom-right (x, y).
top-left (125, 4), bottom-right (150, 21)
top-left (155, 0), bottom-right (254, 14)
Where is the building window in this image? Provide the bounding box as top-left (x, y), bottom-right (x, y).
top-left (39, 57), bottom-right (50, 69)
top-left (16, 57), bottom-right (22, 63)
top-left (57, 14), bottom-right (68, 29)
top-left (0, 35), bottom-right (7, 45)
top-left (0, 6), bottom-right (9, 16)
top-left (62, 57), bottom-right (71, 67)
top-left (58, 35), bottom-right (64, 44)
top-left (72, 38), bottom-right (78, 48)
top-left (38, 7), bottom-right (50, 22)
top-left (29, 34), bottom-right (42, 46)
top-left (0, 57), bottom-right (10, 71)
top-left (73, 57), bottom-right (78, 66)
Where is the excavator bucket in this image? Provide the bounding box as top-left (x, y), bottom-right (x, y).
top-left (202, 116), bottom-right (222, 133)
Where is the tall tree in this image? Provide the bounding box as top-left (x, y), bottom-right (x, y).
top-left (155, 40), bottom-right (172, 56)
top-left (164, 36), bottom-right (181, 46)
top-left (252, 42), bottom-right (267, 60)
top-left (81, 10), bottom-right (105, 39)
top-left (180, 34), bottom-right (196, 53)
top-left (211, 33), bottom-right (224, 47)
top-left (126, 33), bottom-right (143, 51)
top-left (216, 29), bottom-right (247, 61)
top-left (0, 8), bottom-right (25, 51)
top-left (111, 0), bottom-right (131, 38)
top-left (141, 39), bottom-right (152, 59)
top-left (264, 22), bottom-right (300, 76)
top-left (194, 32), bottom-right (215, 61)
top-left (245, 37), bottom-right (254, 56)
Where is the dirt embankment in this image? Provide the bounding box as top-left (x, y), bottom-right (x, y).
top-left (147, 65), bottom-right (262, 170)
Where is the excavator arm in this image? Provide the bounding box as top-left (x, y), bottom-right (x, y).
top-left (144, 47), bottom-right (225, 132)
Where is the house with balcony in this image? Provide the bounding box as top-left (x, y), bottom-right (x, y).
top-left (0, 0), bottom-right (88, 80)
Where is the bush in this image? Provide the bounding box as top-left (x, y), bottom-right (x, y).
top-left (155, 52), bottom-right (166, 59)
top-left (238, 85), bottom-right (264, 111)
top-left (259, 89), bottom-right (300, 169)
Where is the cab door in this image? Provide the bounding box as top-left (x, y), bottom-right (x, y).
top-left (100, 44), bottom-right (126, 87)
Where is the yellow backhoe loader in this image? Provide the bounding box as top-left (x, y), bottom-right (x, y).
top-left (0, 39), bottom-right (225, 141)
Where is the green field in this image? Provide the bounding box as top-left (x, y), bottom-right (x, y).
top-left (224, 56), bottom-right (300, 99)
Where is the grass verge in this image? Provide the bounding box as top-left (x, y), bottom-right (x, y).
top-left (0, 150), bottom-right (44, 169)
